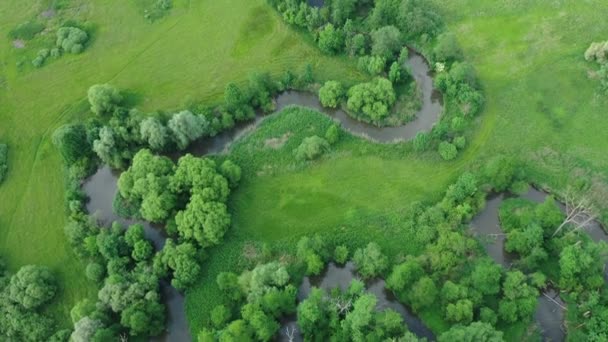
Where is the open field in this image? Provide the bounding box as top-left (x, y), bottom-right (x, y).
top-left (0, 0), bottom-right (361, 326)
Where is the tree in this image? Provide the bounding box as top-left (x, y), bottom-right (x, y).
top-left (353, 242), bottom-right (388, 279)
top-left (342, 293), bottom-right (377, 340)
top-left (216, 272), bottom-right (243, 301)
top-left (9, 265), bottom-right (57, 309)
top-left (438, 141), bottom-right (457, 160)
top-left (388, 62), bottom-right (402, 83)
top-left (154, 239), bottom-right (201, 290)
top-left (334, 245), bottom-right (349, 264)
top-left (71, 317), bottom-right (105, 342)
top-left (319, 81), bottom-right (345, 108)
top-left (438, 322), bottom-right (503, 342)
top-left (318, 24), bottom-right (344, 54)
top-left (52, 124), bottom-right (91, 165)
top-left (140, 117), bottom-right (169, 150)
top-left (386, 257), bottom-right (423, 293)
top-left (88, 84), bottom-right (122, 115)
top-left (347, 78), bottom-right (396, 122)
top-left (397, 0), bottom-right (442, 40)
top-left (168, 110), bottom-right (210, 150)
top-left (552, 189), bottom-right (598, 237)
top-left (175, 194), bottom-right (231, 247)
top-left (357, 55), bottom-right (387, 75)
top-left (368, 0), bottom-right (401, 29)
top-left (446, 299), bottom-right (473, 324)
top-left (434, 32), bottom-right (462, 62)
top-left (559, 240), bottom-right (607, 292)
top-left (498, 271), bottom-right (538, 323)
top-left (371, 26), bottom-right (402, 59)
top-left (482, 155), bottom-right (516, 192)
top-left (170, 154), bottom-right (229, 202)
top-left (331, 0), bottom-right (357, 25)
top-left (470, 259), bottom-right (502, 296)
top-left (294, 136), bottom-right (330, 161)
top-left (410, 276), bottom-right (438, 311)
top-left (56, 27), bottom-right (88, 53)
top-left (85, 262), bottom-right (105, 282)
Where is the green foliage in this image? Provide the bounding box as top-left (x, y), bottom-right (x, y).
top-left (438, 141), bottom-right (457, 160)
top-left (88, 84), bottom-right (122, 116)
top-left (352, 242), bottom-right (388, 279)
top-left (85, 262), bottom-right (105, 282)
top-left (294, 135), bottom-right (330, 161)
top-left (318, 24), bottom-right (344, 54)
top-left (434, 32), bottom-right (463, 62)
top-left (413, 132), bottom-right (430, 152)
top-left (319, 80), bottom-right (344, 108)
top-left (220, 160), bottom-right (242, 188)
top-left (297, 236), bottom-right (329, 275)
top-left (0, 144), bottom-right (8, 184)
top-left (168, 110), bottom-right (210, 150)
top-left (585, 41), bottom-right (608, 64)
top-left (438, 322), bottom-right (503, 342)
top-left (9, 21), bottom-right (45, 40)
top-left (140, 117), bottom-right (169, 151)
top-left (52, 124), bottom-right (91, 165)
top-left (357, 55), bottom-right (386, 75)
top-left (498, 271), bottom-right (538, 323)
top-left (56, 27), bottom-right (89, 54)
top-left (347, 78), bottom-right (396, 122)
top-left (371, 25), bottom-right (403, 59)
top-left (559, 240), bottom-right (608, 292)
top-left (175, 193), bottom-right (231, 247)
top-left (334, 245), bottom-right (349, 264)
top-left (325, 124), bottom-right (340, 145)
top-left (8, 265), bottom-right (57, 310)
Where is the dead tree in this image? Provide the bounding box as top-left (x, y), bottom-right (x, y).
top-left (332, 297), bottom-right (352, 316)
top-left (120, 334), bottom-right (128, 342)
top-left (552, 190), bottom-right (597, 237)
top-left (285, 326), bottom-right (296, 342)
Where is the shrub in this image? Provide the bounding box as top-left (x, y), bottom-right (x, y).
top-left (85, 262), bottom-right (105, 282)
top-left (319, 81), bottom-right (344, 108)
top-left (9, 21), bottom-right (45, 40)
top-left (334, 245), bottom-right (349, 264)
top-left (413, 132), bottom-right (430, 152)
top-left (454, 136), bottom-right (466, 150)
top-left (0, 144), bottom-right (7, 184)
top-left (325, 124), bottom-right (340, 144)
top-left (347, 78), bottom-right (396, 122)
top-left (438, 141), bottom-right (458, 160)
top-left (357, 55), bottom-right (386, 75)
top-left (56, 27), bottom-right (89, 54)
top-left (433, 32), bottom-right (463, 62)
top-left (585, 41), bottom-right (608, 64)
top-left (294, 136), bottom-right (330, 161)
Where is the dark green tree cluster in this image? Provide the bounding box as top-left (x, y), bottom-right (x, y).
top-left (346, 77), bottom-right (396, 123)
top-left (0, 259), bottom-right (66, 341)
top-left (199, 262), bottom-right (297, 340)
top-left (0, 143), bottom-right (7, 184)
top-left (297, 279), bottom-right (423, 341)
top-left (56, 27), bottom-right (89, 54)
top-left (116, 149), bottom-right (240, 289)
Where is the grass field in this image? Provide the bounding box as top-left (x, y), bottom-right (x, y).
top-left (0, 0), bottom-right (361, 326)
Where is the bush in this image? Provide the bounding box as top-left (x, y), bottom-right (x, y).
top-left (454, 136), bottom-right (466, 150)
top-left (9, 21), bottom-right (45, 40)
top-left (318, 24), bottom-right (344, 54)
top-left (319, 81), bottom-right (344, 108)
top-left (0, 144), bottom-right (7, 184)
top-left (325, 124), bottom-right (340, 144)
top-left (353, 242), bottom-right (388, 279)
top-left (85, 262), bottom-right (105, 282)
top-left (347, 78), bottom-right (396, 122)
top-left (585, 41), bottom-right (608, 64)
top-left (334, 245), bottom-right (349, 264)
top-left (294, 136), bottom-right (330, 161)
top-left (357, 55), bottom-right (386, 75)
top-left (56, 27), bottom-right (89, 54)
top-left (433, 32), bottom-right (463, 62)
top-left (413, 132), bottom-right (430, 152)
top-left (438, 141), bottom-right (458, 160)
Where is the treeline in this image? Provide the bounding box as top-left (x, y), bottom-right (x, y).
top-left (0, 258), bottom-right (70, 341)
top-left (269, 0), bottom-right (485, 160)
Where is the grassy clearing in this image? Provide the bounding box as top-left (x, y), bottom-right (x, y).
top-left (0, 0), bottom-right (361, 327)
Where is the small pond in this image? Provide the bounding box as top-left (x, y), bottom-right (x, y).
top-left (277, 262), bottom-right (435, 341)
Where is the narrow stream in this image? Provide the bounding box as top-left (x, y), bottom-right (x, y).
top-left (82, 50), bottom-right (441, 341)
top-left (470, 187), bottom-right (608, 341)
top-left (277, 262), bottom-right (434, 341)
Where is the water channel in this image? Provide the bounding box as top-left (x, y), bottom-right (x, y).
top-left (82, 50), bottom-right (442, 341)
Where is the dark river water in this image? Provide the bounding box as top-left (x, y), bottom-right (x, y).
top-left (82, 50), bottom-right (441, 341)
top-left (277, 262), bottom-right (434, 341)
top-left (470, 187), bottom-right (608, 341)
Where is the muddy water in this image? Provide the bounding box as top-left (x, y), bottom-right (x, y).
top-left (307, 0), bottom-right (324, 7)
top-left (278, 262), bottom-right (434, 341)
top-left (82, 166), bottom-right (190, 342)
top-left (535, 287), bottom-right (566, 342)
